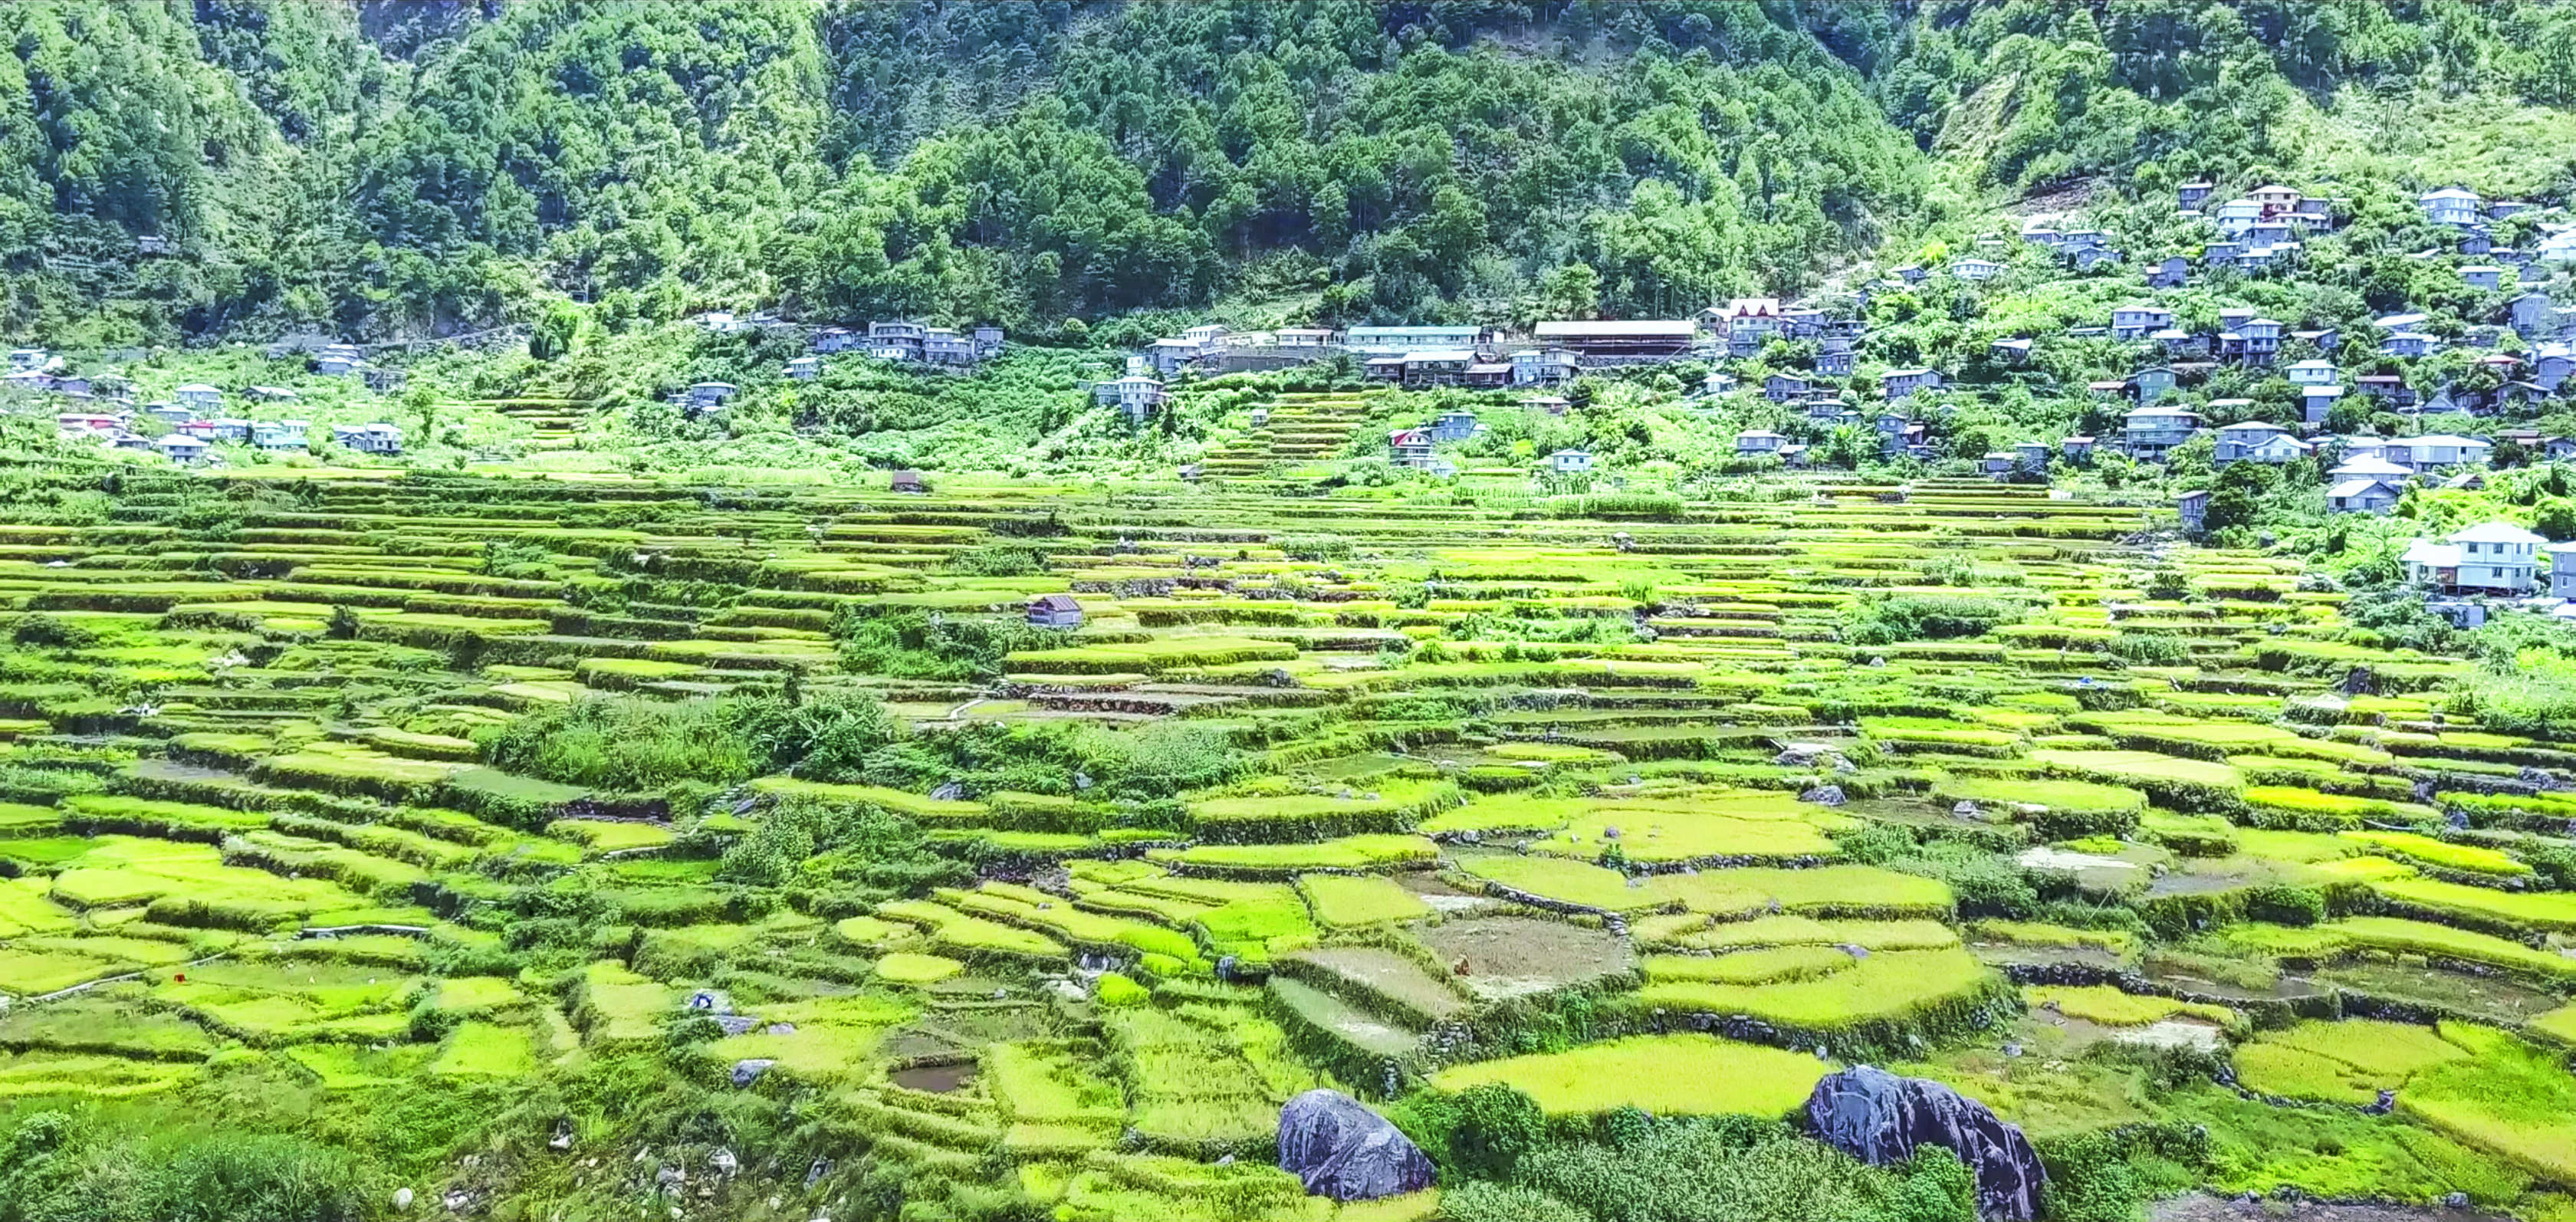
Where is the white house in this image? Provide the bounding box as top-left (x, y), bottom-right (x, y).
top-left (2383, 433), bottom-right (2492, 473)
top-left (785, 356), bottom-right (822, 379)
top-left (2383, 331), bottom-right (2435, 358)
top-left (2463, 265), bottom-right (2505, 291)
top-left (2286, 360), bottom-right (2338, 386)
top-left (2124, 406), bottom-right (2204, 458)
top-left (2110, 304), bottom-right (2176, 340)
top-left (2410, 522), bottom-right (2543, 593)
top-left (2213, 421), bottom-right (2289, 464)
top-left (153, 434), bottom-right (210, 464)
top-left (2420, 187), bottom-right (2485, 227)
top-left (332, 422), bottom-right (404, 455)
top-left (174, 383), bottom-right (222, 411)
top-left (2326, 478), bottom-right (2402, 514)
top-left (2551, 544), bottom-right (2576, 599)
top-left (1950, 258), bottom-right (2000, 281)
top-left (1735, 429), bottom-right (1788, 457)
top-left (1092, 374), bottom-right (1168, 422)
top-left (1547, 448), bottom-right (1593, 475)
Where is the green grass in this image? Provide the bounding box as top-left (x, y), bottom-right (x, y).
top-left (1636, 946), bottom-right (2002, 1035)
top-left (876, 898), bottom-right (1069, 962)
top-left (1146, 833), bottom-right (1438, 875)
top-left (2020, 984), bottom-right (2234, 1028)
top-left (2321, 915), bottom-right (2576, 981)
top-left (2369, 875), bottom-right (2576, 933)
top-left (2398, 1023), bottom-right (2576, 1182)
top-left (429, 1021), bottom-right (538, 1076)
top-left (2233, 1020), bottom-right (2472, 1105)
top-left (1428, 1033), bottom-right (1830, 1117)
top-left (1642, 946), bottom-right (1857, 986)
top-left (2338, 830), bottom-right (2530, 877)
top-left (873, 951), bottom-right (964, 984)
top-left (1294, 873), bottom-right (1433, 927)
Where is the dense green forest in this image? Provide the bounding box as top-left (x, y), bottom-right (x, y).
top-left (5, 0), bottom-right (2576, 347)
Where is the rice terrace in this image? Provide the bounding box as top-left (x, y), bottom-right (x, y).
top-left (22, 2), bottom-right (2576, 1222)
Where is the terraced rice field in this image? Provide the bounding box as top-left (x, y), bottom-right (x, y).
top-left (4, 465), bottom-right (2576, 1217)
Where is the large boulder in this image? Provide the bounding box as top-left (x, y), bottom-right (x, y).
top-left (1804, 1065), bottom-right (2043, 1221)
top-left (1276, 1089), bottom-right (1435, 1201)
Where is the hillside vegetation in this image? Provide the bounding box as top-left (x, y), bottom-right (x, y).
top-left (11, 0), bottom-right (2571, 349)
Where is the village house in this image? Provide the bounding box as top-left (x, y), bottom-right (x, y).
top-left (2551, 544), bottom-right (2576, 600)
top-left (1388, 429), bottom-right (1434, 468)
top-left (2213, 420), bottom-right (2293, 465)
top-left (2410, 522), bottom-right (2543, 594)
top-left (2146, 256), bottom-right (2189, 289)
top-left (2013, 441), bottom-right (2051, 471)
top-left (174, 383), bottom-right (222, 411)
top-left (1345, 325), bottom-right (1480, 356)
top-left (2127, 366), bottom-right (2178, 403)
top-left (1532, 320), bottom-right (1697, 363)
top-left (1817, 336), bottom-right (1857, 376)
top-left (2301, 383), bottom-right (2345, 426)
top-left (2124, 403), bottom-right (2211, 461)
top-left (2420, 187), bottom-right (2485, 228)
top-left (2382, 433), bottom-right (2493, 474)
top-left (889, 469), bottom-right (927, 494)
top-left (813, 327), bottom-right (857, 353)
top-left (2236, 317), bottom-right (2285, 365)
top-left (1950, 258), bottom-right (2000, 282)
top-left (331, 423), bottom-right (403, 455)
top-left (2061, 435), bottom-right (2097, 461)
top-left (2111, 304), bottom-right (2175, 340)
top-left (1703, 297), bottom-right (1783, 341)
top-left (1735, 429), bottom-right (1788, 458)
top-left (2286, 359), bottom-right (2338, 386)
top-left (1700, 371), bottom-right (1739, 397)
top-left (1027, 594), bottom-right (1084, 629)
top-left (1464, 360), bottom-right (1512, 389)
top-left (2356, 375), bottom-right (2413, 407)
top-left (2203, 241), bottom-right (2244, 266)
top-left (1510, 347), bottom-right (1579, 386)
top-left (2214, 199), bottom-right (2262, 236)
top-left (1765, 373), bottom-right (1811, 403)
top-left (2510, 292), bottom-right (2559, 339)
top-left (1883, 368), bottom-right (1944, 400)
top-left (2328, 454), bottom-right (2416, 485)
top-left (1547, 448), bottom-right (1592, 475)
top-left (2249, 184), bottom-right (2300, 211)
top-left (2382, 331), bottom-right (2434, 359)
top-left (2463, 265), bottom-right (2505, 291)
top-left (251, 420), bottom-right (309, 452)
top-left (2178, 490), bottom-right (2212, 532)
top-left (2327, 477), bottom-right (2403, 514)
top-left (317, 344), bottom-right (366, 376)
top-left (1430, 410), bottom-right (1480, 443)
top-left (153, 434), bottom-right (209, 464)
top-left (1990, 338), bottom-right (2032, 363)
top-left (1401, 350), bottom-right (1474, 389)
top-left (1092, 373), bottom-right (1168, 422)
top-left (786, 356), bottom-right (821, 379)
top-left (2177, 182), bottom-right (2214, 210)
top-left (1981, 451), bottom-right (2018, 477)
top-left (2124, 405), bottom-right (2204, 458)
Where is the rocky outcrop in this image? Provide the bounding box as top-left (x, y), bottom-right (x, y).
top-left (1276, 1089), bottom-right (1435, 1201)
top-left (1804, 1065), bottom-right (2043, 1221)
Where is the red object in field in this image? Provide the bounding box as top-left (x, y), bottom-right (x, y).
top-left (173, 973), bottom-right (185, 983)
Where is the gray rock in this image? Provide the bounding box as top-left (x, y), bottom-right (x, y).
top-left (1805, 1065), bottom-right (2043, 1221)
top-left (1276, 1089), bottom-right (1436, 1201)
top-left (393, 1188), bottom-right (414, 1211)
top-left (713, 1014), bottom-right (761, 1036)
top-left (730, 1059), bottom-right (776, 1088)
top-left (1799, 784), bottom-right (1847, 806)
top-left (708, 1148), bottom-right (737, 1175)
top-left (1952, 800), bottom-right (1983, 820)
top-left (2446, 1192), bottom-right (2471, 1207)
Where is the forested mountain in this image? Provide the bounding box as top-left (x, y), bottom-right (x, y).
top-left (5, 0), bottom-right (2575, 347)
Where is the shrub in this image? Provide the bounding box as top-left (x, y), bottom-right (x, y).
top-left (1840, 595), bottom-right (2022, 645)
top-left (1445, 1082), bottom-right (1548, 1180)
top-left (480, 696), bottom-right (755, 790)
